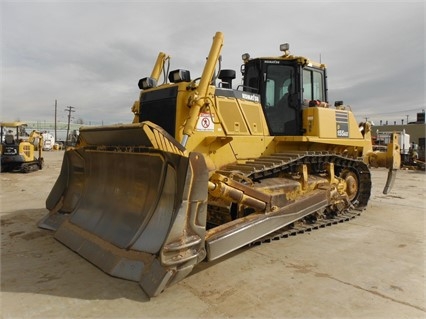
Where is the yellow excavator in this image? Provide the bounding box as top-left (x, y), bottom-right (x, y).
top-left (1, 122), bottom-right (44, 173)
top-left (39, 32), bottom-right (400, 297)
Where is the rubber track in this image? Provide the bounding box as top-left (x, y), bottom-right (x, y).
top-left (217, 151), bottom-right (372, 245)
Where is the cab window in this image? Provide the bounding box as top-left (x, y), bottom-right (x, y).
top-left (303, 68), bottom-right (324, 101)
top-left (265, 64), bottom-right (295, 108)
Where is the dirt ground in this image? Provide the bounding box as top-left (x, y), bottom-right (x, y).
top-left (1, 151), bottom-right (425, 319)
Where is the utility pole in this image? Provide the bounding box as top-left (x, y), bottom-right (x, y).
top-left (64, 106), bottom-right (75, 147)
top-left (406, 114), bottom-right (409, 124)
top-left (54, 100), bottom-right (57, 144)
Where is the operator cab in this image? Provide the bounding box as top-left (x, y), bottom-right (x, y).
top-left (242, 44), bottom-right (327, 136)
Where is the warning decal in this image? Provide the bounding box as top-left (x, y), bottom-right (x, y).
top-left (196, 113), bottom-right (215, 132)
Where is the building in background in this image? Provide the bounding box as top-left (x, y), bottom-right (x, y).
top-left (372, 111), bottom-right (425, 164)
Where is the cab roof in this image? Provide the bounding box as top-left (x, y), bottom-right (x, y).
top-left (0, 121), bottom-right (28, 128)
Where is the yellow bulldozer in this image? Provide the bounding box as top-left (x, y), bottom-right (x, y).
top-left (39, 32), bottom-right (400, 297)
top-left (1, 122), bottom-right (44, 173)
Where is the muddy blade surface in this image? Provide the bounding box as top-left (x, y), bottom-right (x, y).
top-left (39, 123), bottom-right (208, 297)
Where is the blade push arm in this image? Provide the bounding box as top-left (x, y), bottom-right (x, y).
top-left (181, 32), bottom-right (224, 146)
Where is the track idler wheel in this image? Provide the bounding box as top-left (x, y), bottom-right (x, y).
top-left (340, 169), bottom-right (359, 203)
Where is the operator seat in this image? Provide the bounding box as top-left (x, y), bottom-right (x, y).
top-left (4, 135), bottom-right (15, 145)
top-left (276, 85), bottom-right (298, 135)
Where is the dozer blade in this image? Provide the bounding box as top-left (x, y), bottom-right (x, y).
top-left (39, 122), bottom-right (209, 297)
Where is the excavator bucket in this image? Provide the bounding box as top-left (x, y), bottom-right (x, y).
top-left (39, 122), bottom-right (209, 297)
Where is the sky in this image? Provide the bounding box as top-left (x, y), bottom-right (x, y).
top-left (1, 0), bottom-right (425, 126)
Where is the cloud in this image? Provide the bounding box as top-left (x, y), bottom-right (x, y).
top-left (1, 1), bottom-right (424, 125)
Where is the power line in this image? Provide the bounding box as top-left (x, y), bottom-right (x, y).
top-left (363, 107), bottom-right (423, 117)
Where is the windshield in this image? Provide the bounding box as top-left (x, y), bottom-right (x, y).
top-left (265, 65), bottom-right (295, 108)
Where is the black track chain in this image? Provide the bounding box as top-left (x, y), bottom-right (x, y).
top-left (250, 210), bottom-right (362, 246)
top-left (217, 151), bottom-right (372, 246)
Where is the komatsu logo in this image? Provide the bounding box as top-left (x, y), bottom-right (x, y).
top-left (242, 93), bottom-right (260, 102)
